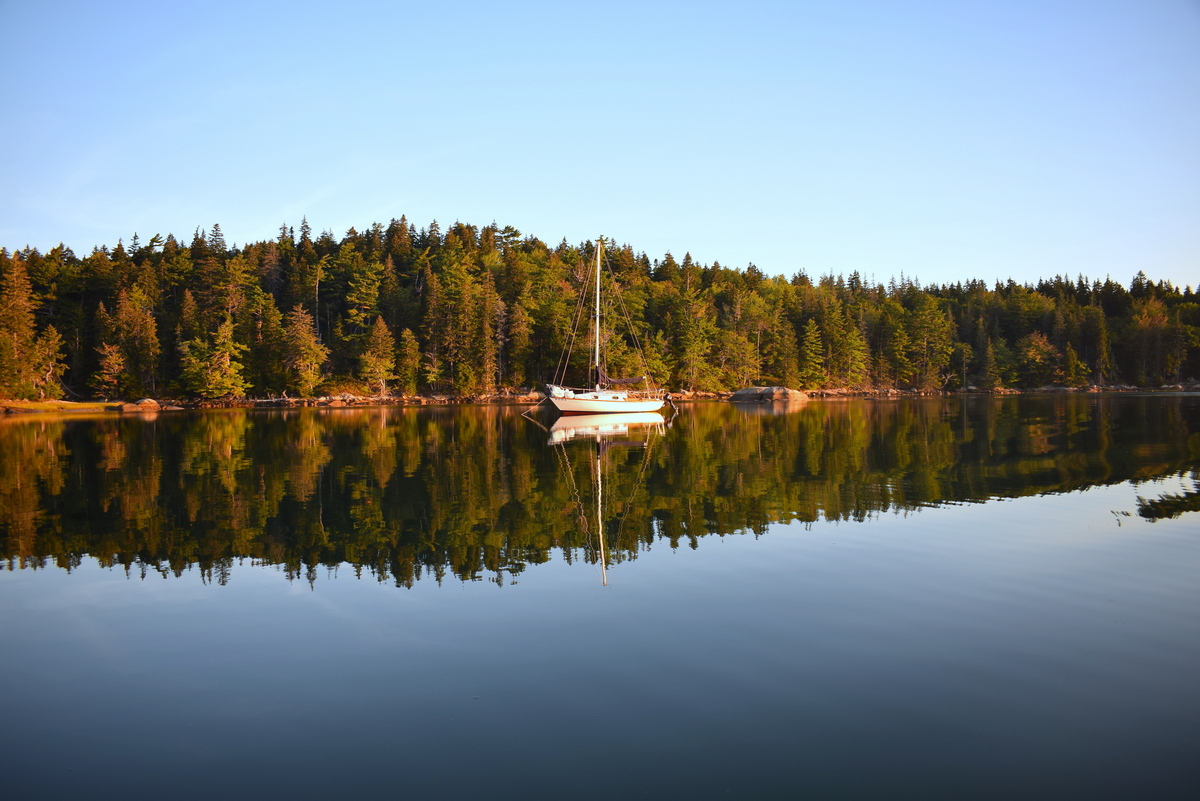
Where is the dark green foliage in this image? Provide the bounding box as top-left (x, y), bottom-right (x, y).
top-left (1, 221), bottom-right (1197, 400)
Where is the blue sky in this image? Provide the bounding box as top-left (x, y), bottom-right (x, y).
top-left (2, 0), bottom-right (1197, 289)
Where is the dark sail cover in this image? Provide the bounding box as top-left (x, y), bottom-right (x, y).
top-left (599, 368), bottom-right (648, 386)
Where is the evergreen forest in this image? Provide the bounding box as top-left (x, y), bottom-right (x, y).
top-left (1, 217), bottom-right (1197, 401)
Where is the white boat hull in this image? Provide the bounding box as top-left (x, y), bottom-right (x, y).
top-left (549, 394), bottom-right (665, 415)
top-left (548, 412), bottom-right (666, 443)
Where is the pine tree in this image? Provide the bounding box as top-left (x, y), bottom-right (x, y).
top-left (1129, 297), bottom-right (1169, 385)
top-left (359, 316), bottom-right (396, 396)
top-left (764, 315), bottom-right (800, 388)
top-left (0, 253), bottom-right (63, 399)
top-left (396, 328), bottom-right (421, 396)
top-left (671, 291), bottom-right (719, 391)
top-left (282, 305), bottom-right (329, 397)
top-left (208, 223), bottom-right (227, 256)
top-left (949, 342), bottom-right (973, 390)
top-left (27, 325), bottom-right (65, 400)
top-left (641, 330), bottom-right (672, 391)
top-left (474, 270), bottom-right (504, 392)
top-left (822, 299), bottom-right (868, 387)
top-left (287, 253), bottom-right (327, 336)
top-left (0, 253), bottom-right (37, 396)
top-left (385, 216), bottom-right (414, 267)
top-left (1062, 342), bottom-right (1087, 387)
top-left (239, 288), bottom-right (287, 395)
top-left (877, 299), bottom-right (912, 388)
top-left (435, 253), bottom-right (478, 392)
top-left (505, 292), bottom-right (534, 388)
top-left (1080, 306), bottom-right (1113, 384)
top-left (179, 317), bottom-right (248, 398)
top-left (1163, 310), bottom-right (1195, 384)
top-left (906, 294), bottom-right (954, 390)
top-left (92, 342), bottom-right (125, 399)
top-left (378, 255), bottom-right (401, 330)
top-left (94, 286), bottom-right (160, 397)
top-left (797, 319), bottom-right (824, 389)
top-left (340, 245), bottom-right (383, 337)
top-left (418, 261), bottom-right (445, 389)
top-left (1016, 332), bottom-right (1059, 387)
top-left (178, 290), bottom-right (202, 343)
top-left (977, 339), bottom-right (1001, 390)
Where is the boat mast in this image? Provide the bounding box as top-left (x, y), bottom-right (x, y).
top-left (594, 238), bottom-right (602, 391)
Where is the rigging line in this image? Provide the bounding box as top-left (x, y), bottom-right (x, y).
top-left (553, 266), bottom-right (593, 386)
top-left (611, 426), bottom-right (661, 549)
top-left (553, 280), bottom-right (578, 385)
top-left (553, 291), bottom-right (578, 386)
top-left (554, 441), bottom-right (593, 555)
top-left (602, 250), bottom-right (656, 388)
top-left (567, 274), bottom-right (590, 383)
top-left (520, 403), bottom-right (551, 430)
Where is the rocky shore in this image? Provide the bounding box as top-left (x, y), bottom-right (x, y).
top-left (4, 382), bottom-right (1199, 414)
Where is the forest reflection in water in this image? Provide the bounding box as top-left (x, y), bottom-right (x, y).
top-left (2, 393), bottom-right (1198, 586)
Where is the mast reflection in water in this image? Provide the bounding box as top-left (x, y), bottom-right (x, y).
top-left (545, 411), bottom-right (667, 585)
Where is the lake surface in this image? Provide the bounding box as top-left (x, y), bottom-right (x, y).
top-left (2, 395), bottom-right (1198, 799)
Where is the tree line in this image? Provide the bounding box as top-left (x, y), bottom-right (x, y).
top-left (1, 217), bottom-right (1197, 400)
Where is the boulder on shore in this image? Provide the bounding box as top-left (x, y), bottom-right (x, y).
top-left (729, 386), bottom-right (808, 403)
top-left (121, 398), bottom-right (161, 412)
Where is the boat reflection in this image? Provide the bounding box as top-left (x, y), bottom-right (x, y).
top-left (548, 411), bottom-right (666, 444)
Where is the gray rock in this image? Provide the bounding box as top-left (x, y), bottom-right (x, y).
top-left (729, 386), bottom-right (808, 403)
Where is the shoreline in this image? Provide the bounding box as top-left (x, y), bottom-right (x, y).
top-left (4, 382), bottom-right (1199, 415)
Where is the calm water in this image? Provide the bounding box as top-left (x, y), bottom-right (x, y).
top-left (2, 395), bottom-right (1198, 799)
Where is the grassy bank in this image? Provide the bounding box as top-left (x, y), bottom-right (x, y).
top-left (1, 400), bottom-right (125, 414)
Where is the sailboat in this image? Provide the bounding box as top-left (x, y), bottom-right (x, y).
top-left (546, 238), bottom-right (666, 415)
